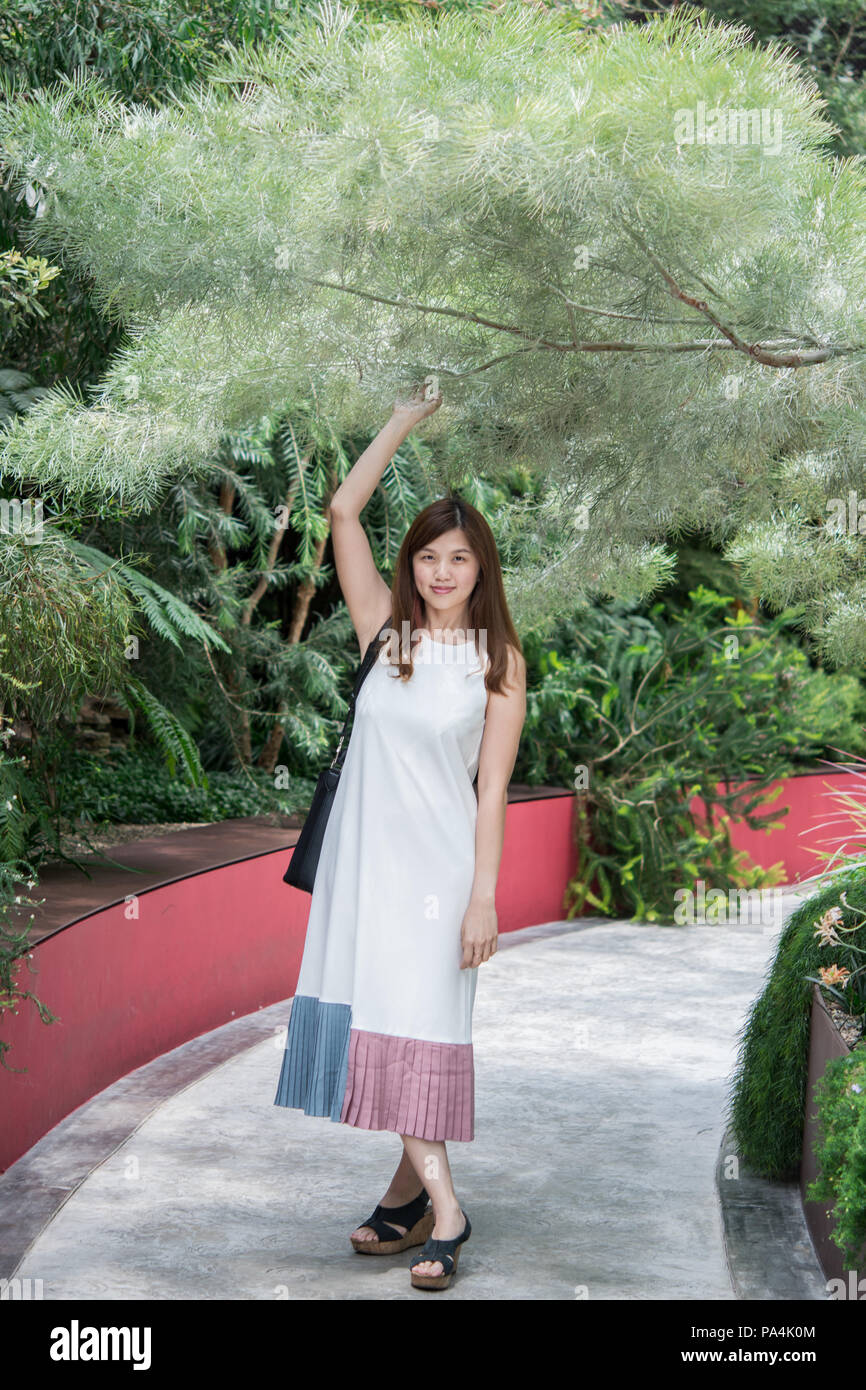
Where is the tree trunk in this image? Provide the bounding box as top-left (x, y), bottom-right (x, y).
top-left (256, 528), bottom-right (330, 774)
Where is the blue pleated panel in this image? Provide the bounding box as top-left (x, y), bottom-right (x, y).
top-left (330, 1010), bottom-right (352, 1122)
top-left (273, 994), bottom-right (352, 1121)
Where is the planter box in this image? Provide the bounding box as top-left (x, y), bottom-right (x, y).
top-left (800, 982), bottom-right (866, 1284)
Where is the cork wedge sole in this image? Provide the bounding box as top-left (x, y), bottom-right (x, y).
top-left (350, 1205), bottom-right (434, 1255)
top-left (409, 1241), bottom-right (464, 1290)
top-left (409, 1210), bottom-right (471, 1290)
top-left (350, 1188), bottom-right (432, 1255)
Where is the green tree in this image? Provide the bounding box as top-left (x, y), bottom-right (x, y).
top-left (1, 2), bottom-right (864, 659)
top-left (664, 0), bottom-right (866, 159)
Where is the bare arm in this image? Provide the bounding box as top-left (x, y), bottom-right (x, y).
top-left (328, 382), bottom-right (443, 657)
top-left (461, 645), bottom-right (528, 968)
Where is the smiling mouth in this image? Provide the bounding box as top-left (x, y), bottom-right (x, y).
top-left (431, 586), bottom-right (454, 592)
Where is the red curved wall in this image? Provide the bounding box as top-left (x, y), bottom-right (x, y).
top-left (693, 766), bottom-right (864, 886)
top-left (2, 767), bottom-right (859, 1174)
top-left (0, 794), bottom-right (577, 1172)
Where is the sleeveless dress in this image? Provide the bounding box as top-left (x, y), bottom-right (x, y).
top-left (273, 625), bottom-right (489, 1142)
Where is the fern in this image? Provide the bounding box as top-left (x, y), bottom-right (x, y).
top-left (68, 540), bottom-right (231, 653)
top-left (120, 677), bottom-right (208, 787)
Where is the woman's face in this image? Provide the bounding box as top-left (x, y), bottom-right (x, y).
top-left (412, 528), bottom-right (480, 620)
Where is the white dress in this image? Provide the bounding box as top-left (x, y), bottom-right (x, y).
top-left (273, 625), bottom-right (489, 1141)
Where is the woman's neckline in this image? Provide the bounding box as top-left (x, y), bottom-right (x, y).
top-left (418, 628), bottom-right (476, 648)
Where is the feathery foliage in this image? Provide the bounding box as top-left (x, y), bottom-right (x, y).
top-left (2, 2), bottom-right (865, 646)
top-left (0, 522), bottom-right (137, 726)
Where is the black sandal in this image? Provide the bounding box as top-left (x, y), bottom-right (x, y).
top-left (350, 1187), bottom-right (433, 1255)
top-left (409, 1209), bottom-right (471, 1289)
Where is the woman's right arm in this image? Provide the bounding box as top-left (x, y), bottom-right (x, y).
top-left (328, 384), bottom-right (443, 657)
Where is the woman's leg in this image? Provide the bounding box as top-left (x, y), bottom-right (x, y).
top-left (399, 1133), bottom-right (466, 1278)
top-left (350, 1139), bottom-right (425, 1242)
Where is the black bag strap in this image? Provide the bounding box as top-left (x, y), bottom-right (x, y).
top-left (329, 619), bottom-right (391, 773)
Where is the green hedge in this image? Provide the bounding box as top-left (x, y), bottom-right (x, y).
top-left (728, 865), bottom-right (866, 1182)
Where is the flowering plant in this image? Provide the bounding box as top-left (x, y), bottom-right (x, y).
top-left (806, 895), bottom-right (866, 1029)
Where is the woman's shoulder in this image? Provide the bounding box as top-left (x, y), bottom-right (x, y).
top-left (477, 637), bottom-right (525, 688)
top-left (502, 641), bottom-right (526, 680)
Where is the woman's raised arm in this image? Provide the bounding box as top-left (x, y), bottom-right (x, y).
top-left (328, 382), bottom-right (442, 657)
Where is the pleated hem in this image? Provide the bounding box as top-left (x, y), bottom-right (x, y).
top-left (340, 1028), bottom-right (474, 1142)
top-left (273, 995), bottom-right (475, 1141)
top-left (273, 994), bottom-right (352, 1121)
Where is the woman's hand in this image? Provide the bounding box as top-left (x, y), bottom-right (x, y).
top-left (392, 377), bottom-right (443, 426)
top-left (459, 897), bottom-right (498, 969)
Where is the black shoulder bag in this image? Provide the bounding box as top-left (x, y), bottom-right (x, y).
top-left (282, 620), bottom-right (391, 893)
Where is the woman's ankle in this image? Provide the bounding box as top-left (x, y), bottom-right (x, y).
top-left (430, 1195), bottom-right (462, 1220)
top-left (383, 1182), bottom-right (424, 1206)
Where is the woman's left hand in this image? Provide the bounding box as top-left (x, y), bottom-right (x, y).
top-left (460, 898), bottom-right (498, 968)
top-left (392, 379), bottom-right (442, 425)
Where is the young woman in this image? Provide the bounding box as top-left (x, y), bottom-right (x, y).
top-left (273, 383), bottom-right (527, 1290)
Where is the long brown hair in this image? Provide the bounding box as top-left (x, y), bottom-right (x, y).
top-left (374, 495), bottom-right (522, 696)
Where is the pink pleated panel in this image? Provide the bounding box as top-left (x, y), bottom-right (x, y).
top-left (339, 1028), bottom-right (474, 1141)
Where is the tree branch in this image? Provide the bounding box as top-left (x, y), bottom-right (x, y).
top-left (300, 274), bottom-right (862, 367)
top-left (619, 221), bottom-right (845, 368)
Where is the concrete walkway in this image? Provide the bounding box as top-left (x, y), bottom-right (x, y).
top-left (2, 897), bottom-right (829, 1300)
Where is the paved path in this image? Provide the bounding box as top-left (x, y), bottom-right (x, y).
top-left (4, 895), bottom-right (827, 1299)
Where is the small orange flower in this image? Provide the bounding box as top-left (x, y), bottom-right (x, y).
top-left (819, 964), bottom-right (850, 987)
top-left (813, 907), bottom-right (842, 946)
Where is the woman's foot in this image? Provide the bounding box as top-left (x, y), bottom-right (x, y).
top-left (411, 1201), bottom-right (466, 1277)
top-left (351, 1183), bottom-right (426, 1243)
